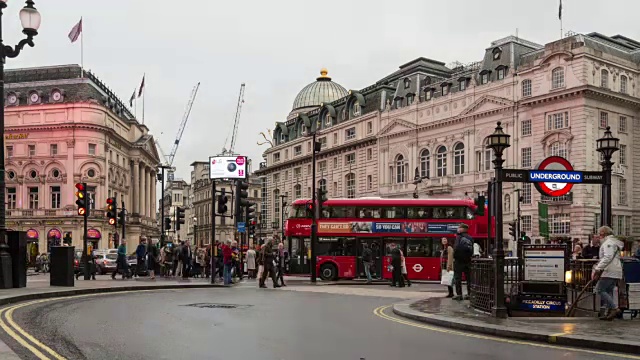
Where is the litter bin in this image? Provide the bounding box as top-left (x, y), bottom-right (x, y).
top-left (50, 246), bottom-right (75, 287)
top-left (7, 231), bottom-right (27, 288)
top-left (623, 258), bottom-right (640, 283)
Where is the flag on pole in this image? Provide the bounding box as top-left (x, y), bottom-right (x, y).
top-left (129, 89), bottom-right (136, 107)
top-left (138, 75), bottom-right (145, 98)
top-left (558, 0), bottom-right (562, 20)
top-left (68, 18), bottom-right (83, 43)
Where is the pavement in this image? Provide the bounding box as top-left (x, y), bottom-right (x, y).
top-left (1, 281), bottom-right (632, 360)
top-left (394, 295), bottom-right (640, 355)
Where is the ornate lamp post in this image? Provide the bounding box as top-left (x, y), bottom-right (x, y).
top-left (485, 122), bottom-right (510, 318)
top-left (596, 126), bottom-right (619, 227)
top-left (279, 194), bottom-right (287, 241)
top-left (0, 0), bottom-right (42, 289)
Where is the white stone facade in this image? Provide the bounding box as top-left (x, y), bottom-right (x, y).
top-left (256, 33), bottom-right (640, 247)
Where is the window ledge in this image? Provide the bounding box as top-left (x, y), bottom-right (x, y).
top-left (549, 86), bottom-right (566, 92)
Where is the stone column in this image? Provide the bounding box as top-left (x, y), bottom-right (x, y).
top-left (133, 160), bottom-right (140, 214)
top-left (140, 164), bottom-right (147, 218)
top-left (149, 170), bottom-right (157, 220)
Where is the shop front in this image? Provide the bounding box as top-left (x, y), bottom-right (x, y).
top-left (87, 228), bottom-right (101, 251)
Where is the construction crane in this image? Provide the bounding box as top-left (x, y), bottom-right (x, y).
top-left (221, 83), bottom-right (246, 155)
top-left (160, 82), bottom-right (200, 181)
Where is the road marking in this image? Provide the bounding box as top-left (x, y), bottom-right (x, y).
top-left (373, 305), bottom-right (640, 359)
top-left (0, 289), bottom-right (177, 360)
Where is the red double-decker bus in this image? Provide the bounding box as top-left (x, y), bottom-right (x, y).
top-left (284, 198), bottom-right (489, 281)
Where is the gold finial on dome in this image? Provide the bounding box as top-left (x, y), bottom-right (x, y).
top-left (317, 68), bottom-right (331, 81)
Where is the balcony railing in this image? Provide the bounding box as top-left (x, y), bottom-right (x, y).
top-left (541, 193), bottom-right (573, 204)
top-left (8, 209), bottom-right (93, 217)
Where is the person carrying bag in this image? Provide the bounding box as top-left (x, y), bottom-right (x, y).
top-left (439, 237), bottom-right (454, 297)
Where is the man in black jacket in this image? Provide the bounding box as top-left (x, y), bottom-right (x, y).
top-left (181, 241), bottom-right (192, 279)
top-left (390, 244), bottom-right (404, 287)
top-left (453, 224), bottom-right (473, 300)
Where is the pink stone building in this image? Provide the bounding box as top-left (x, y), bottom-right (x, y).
top-left (4, 65), bottom-right (161, 256)
top-left (256, 33), bottom-right (640, 249)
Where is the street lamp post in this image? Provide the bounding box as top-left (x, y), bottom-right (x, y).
top-left (192, 217), bottom-right (197, 246)
top-left (0, 0), bottom-right (41, 289)
top-left (486, 122), bottom-right (510, 319)
top-left (596, 126), bottom-right (619, 228)
top-left (279, 194), bottom-right (287, 241)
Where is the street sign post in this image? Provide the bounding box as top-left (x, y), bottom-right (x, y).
top-left (237, 222), bottom-right (246, 233)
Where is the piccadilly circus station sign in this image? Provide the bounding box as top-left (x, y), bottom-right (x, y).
top-left (499, 156), bottom-right (605, 196)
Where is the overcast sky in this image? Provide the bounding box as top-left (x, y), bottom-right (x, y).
top-left (5, 0), bottom-right (638, 181)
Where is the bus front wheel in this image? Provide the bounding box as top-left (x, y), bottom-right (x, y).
top-left (320, 263), bottom-right (338, 281)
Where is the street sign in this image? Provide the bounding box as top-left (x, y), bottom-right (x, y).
top-left (532, 156), bottom-right (576, 197)
top-left (498, 169), bottom-right (529, 182)
top-left (209, 156), bottom-right (247, 179)
top-left (237, 222), bottom-right (246, 233)
top-left (582, 171), bottom-right (606, 184)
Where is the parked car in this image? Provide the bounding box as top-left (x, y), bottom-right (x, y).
top-left (95, 253), bottom-right (118, 274)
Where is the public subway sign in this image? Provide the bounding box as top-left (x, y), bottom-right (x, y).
top-left (498, 156), bottom-right (606, 197)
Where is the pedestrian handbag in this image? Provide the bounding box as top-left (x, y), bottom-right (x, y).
top-left (441, 269), bottom-right (454, 286)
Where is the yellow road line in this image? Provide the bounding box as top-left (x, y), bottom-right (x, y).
top-left (0, 289), bottom-right (178, 360)
top-left (373, 305), bottom-right (640, 359)
top-left (0, 307), bottom-right (51, 360)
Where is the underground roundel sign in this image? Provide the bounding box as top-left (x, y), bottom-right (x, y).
top-left (530, 156), bottom-right (581, 197)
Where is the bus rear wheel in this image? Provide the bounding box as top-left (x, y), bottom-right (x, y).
top-left (320, 263), bottom-right (337, 281)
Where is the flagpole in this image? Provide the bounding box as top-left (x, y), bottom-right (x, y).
top-left (80, 17), bottom-right (84, 78)
top-left (143, 74), bottom-right (146, 125)
top-left (559, 0), bottom-right (563, 39)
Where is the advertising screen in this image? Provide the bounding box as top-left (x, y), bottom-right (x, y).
top-left (209, 156), bottom-right (247, 179)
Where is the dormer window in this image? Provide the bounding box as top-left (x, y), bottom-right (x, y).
top-left (406, 94), bottom-right (415, 105)
top-left (325, 113), bottom-right (332, 126)
top-left (479, 70), bottom-right (491, 85)
top-left (458, 78), bottom-right (468, 91)
top-left (395, 98), bottom-right (403, 109)
top-left (496, 66), bottom-right (507, 80)
top-left (301, 125), bottom-right (306, 135)
top-left (424, 88), bottom-right (434, 101)
top-left (492, 47), bottom-right (502, 60)
top-left (441, 83), bottom-right (451, 96)
top-left (404, 78), bottom-right (411, 89)
top-left (353, 101), bottom-right (361, 117)
top-left (280, 133), bottom-right (286, 143)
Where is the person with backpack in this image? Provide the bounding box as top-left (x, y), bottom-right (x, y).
top-left (362, 243), bottom-right (373, 284)
top-left (452, 223), bottom-right (473, 300)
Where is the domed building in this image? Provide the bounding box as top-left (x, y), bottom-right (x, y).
top-left (289, 68), bottom-right (348, 116)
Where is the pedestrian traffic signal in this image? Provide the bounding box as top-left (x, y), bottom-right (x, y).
top-left (176, 207), bottom-right (186, 231)
top-left (106, 197), bottom-right (117, 225)
top-left (317, 187), bottom-right (328, 218)
top-left (305, 201), bottom-right (314, 217)
top-left (75, 183), bottom-right (88, 216)
top-left (520, 232), bottom-right (527, 241)
top-left (165, 217), bottom-right (172, 231)
top-left (217, 188), bottom-right (228, 214)
top-left (508, 221), bottom-right (517, 238)
top-left (249, 220), bottom-right (256, 237)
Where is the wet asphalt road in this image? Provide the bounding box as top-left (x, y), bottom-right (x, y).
top-left (1, 284), bottom-right (626, 360)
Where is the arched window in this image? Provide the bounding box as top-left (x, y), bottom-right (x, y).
top-left (419, 149), bottom-right (430, 178)
top-left (395, 154), bottom-right (406, 184)
top-left (325, 113), bottom-right (332, 126)
top-left (551, 67), bottom-right (564, 89)
top-left (453, 142), bottom-right (465, 175)
top-left (504, 194), bottom-right (511, 212)
top-left (352, 101), bottom-right (361, 117)
top-left (318, 179), bottom-right (327, 193)
top-left (522, 79), bottom-right (532, 97)
top-left (620, 75), bottom-right (628, 94)
top-left (601, 69), bottom-right (609, 88)
top-left (550, 141), bottom-right (567, 158)
top-left (345, 173), bottom-right (356, 198)
top-left (294, 184), bottom-right (301, 199)
top-left (436, 146), bottom-right (447, 177)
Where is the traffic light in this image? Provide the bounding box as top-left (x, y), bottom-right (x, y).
top-left (520, 232), bottom-right (527, 242)
top-left (249, 220), bottom-right (256, 237)
top-left (165, 217), bottom-right (172, 231)
top-left (75, 183), bottom-right (88, 216)
top-left (305, 201), bottom-right (314, 217)
top-left (176, 207), bottom-right (185, 231)
top-left (317, 187), bottom-right (328, 218)
top-left (106, 197), bottom-right (117, 225)
top-left (235, 180), bottom-right (249, 217)
top-left (508, 221), bottom-right (517, 238)
top-left (217, 188), bottom-right (228, 214)
top-left (475, 195), bottom-right (486, 216)
top-left (118, 209), bottom-right (126, 226)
